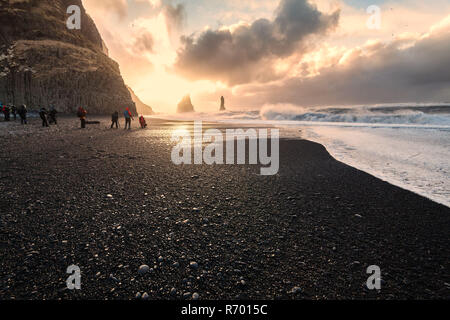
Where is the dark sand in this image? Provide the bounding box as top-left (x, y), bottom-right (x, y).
top-left (0, 116), bottom-right (449, 300)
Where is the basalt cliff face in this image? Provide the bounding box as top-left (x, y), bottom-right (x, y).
top-left (0, 0), bottom-right (136, 114)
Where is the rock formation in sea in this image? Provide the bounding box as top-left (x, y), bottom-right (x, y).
top-left (220, 96), bottom-right (226, 111)
top-left (177, 95), bottom-right (195, 113)
top-left (0, 0), bottom-right (136, 114)
top-left (127, 86), bottom-right (154, 115)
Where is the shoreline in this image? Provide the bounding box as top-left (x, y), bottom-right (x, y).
top-left (1, 114), bottom-right (448, 208)
top-left (150, 115), bottom-right (450, 209)
top-left (154, 116), bottom-right (450, 208)
top-left (0, 116), bottom-right (449, 299)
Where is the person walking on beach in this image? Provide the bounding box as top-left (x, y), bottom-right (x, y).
top-left (111, 111), bottom-right (119, 129)
top-left (124, 107), bottom-right (133, 130)
top-left (77, 106), bottom-right (87, 129)
top-left (49, 106), bottom-right (58, 125)
top-left (39, 107), bottom-right (49, 127)
top-left (11, 105), bottom-right (17, 120)
top-left (139, 115), bottom-right (147, 129)
top-left (18, 104), bottom-right (27, 124)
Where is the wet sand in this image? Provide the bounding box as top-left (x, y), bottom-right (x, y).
top-left (0, 116), bottom-right (449, 300)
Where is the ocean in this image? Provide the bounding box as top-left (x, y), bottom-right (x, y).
top-left (151, 103), bottom-right (450, 207)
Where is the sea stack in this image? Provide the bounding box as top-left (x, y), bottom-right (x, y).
top-left (220, 96), bottom-right (226, 111)
top-left (177, 95), bottom-right (195, 113)
top-left (0, 0), bottom-right (136, 114)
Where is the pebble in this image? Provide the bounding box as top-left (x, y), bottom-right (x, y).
top-left (189, 262), bottom-right (199, 270)
top-left (170, 288), bottom-right (177, 296)
top-left (138, 264), bottom-right (150, 275)
top-left (192, 293), bottom-right (200, 300)
top-left (109, 274), bottom-right (119, 282)
top-left (135, 292), bottom-right (142, 299)
top-left (183, 292), bottom-right (192, 300)
top-left (158, 256), bottom-right (163, 263)
top-left (142, 292), bottom-right (149, 300)
top-left (290, 287), bottom-right (302, 294)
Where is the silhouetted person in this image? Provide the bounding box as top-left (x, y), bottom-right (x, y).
top-left (139, 115), bottom-right (147, 129)
top-left (124, 107), bottom-right (133, 130)
top-left (77, 106), bottom-right (87, 129)
top-left (39, 107), bottom-right (49, 127)
top-left (49, 107), bottom-right (58, 125)
top-left (2, 104), bottom-right (10, 121)
top-left (11, 105), bottom-right (17, 120)
top-left (18, 105), bottom-right (27, 124)
top-left (111, 111), bottom-right (119, 129)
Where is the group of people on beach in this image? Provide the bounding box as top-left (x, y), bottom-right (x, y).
top-left (39, 107), bottom-right (58, 127)
top-left (2, 102), bottom-right (147, 130)
top-left (1, 102), bottom-right (57, 127)
top-left (1, 103), bottom-right (29, 124)
top-left (77, 106), bottom-right (147, 130)
top-left (110, 107), bottom-right (147, 130)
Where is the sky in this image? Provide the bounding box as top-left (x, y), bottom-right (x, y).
top-left (82, 0), bottom-right (450, 113)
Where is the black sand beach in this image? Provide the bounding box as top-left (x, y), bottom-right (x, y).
top-left (0, 117), bottom-right (449, 300)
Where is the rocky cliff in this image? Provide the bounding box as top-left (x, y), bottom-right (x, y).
top-left (127, 86), bottom-right (154, 115)
top-left (0, 0), bottom-right (136, 114)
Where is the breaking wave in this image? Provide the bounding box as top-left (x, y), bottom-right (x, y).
top-left (150, 103), bottom-right (450, 207)
top-left (260, 103), bottom-right (450, 127)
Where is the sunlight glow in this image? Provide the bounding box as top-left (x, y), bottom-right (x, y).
top-left (131, 12), bottom-right (221, 113)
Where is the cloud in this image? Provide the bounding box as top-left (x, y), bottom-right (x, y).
top-left (133, 31), bottom-right (155, 53)
top-left (97, 27), bottom-right (155, 85)
top-left (163, 2), bottom-right (186, 38)
top-left (82, 0), bottom-right (128, 19)
top-left (172, 0), bottom-right (339, 85)
top-left (231, 15), bottom-right (450, 107)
